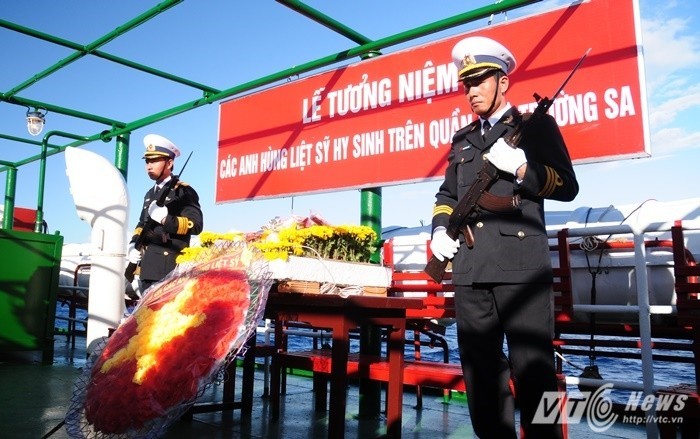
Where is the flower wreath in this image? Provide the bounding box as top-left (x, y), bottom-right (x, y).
top-left (64, 242), bottom-right (271, 438)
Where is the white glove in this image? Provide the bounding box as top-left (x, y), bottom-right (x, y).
top-left (148, 201), bottom-right (168, 224)
top-left (127, 242), bottom-right (141, 264)
top-left (429, 227), bottom-right (460, 262)
top-left (484, 138), bottom-right (527, 176)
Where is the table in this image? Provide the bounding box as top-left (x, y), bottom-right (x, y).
top-left (265, 291), bottom-right (424, 439)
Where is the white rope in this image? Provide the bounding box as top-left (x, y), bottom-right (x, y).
top-left (297, 245), bottom-right (379, 298)
top-left (555, 351), bottom-right (587, 372)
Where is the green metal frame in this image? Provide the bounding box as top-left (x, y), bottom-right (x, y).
top-left (0, 0), bottom-right (542, 233)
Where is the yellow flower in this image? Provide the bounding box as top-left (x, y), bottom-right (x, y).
top-left (176, 218), bottom-right (378, 264)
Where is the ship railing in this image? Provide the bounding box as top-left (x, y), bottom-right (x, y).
top-left (548, 219), bottom-right (700, 438)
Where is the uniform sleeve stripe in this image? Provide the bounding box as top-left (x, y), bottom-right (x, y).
top-left (537, 167), bottom-right (554, 197)
top-left (176, 217), bottom-right (190, 234)
top-left (537, 166), bottom-right (563, 198)
top-left (432, 204), bottom-right (453, 217)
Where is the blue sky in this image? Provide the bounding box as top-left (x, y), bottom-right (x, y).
top-left (1, 0), bottom-right (699, 244)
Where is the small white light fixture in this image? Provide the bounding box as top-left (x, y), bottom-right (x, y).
top-left (26, 108), bottom-right (47, 136)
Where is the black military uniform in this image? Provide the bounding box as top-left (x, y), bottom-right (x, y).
top-left (129, 134), bottom-right (203, 292)
top-left (432, 37), bottom-right (578, 438)
top-left (132, 180), bottom-right (203, 286)
top-left (434, 107), bottom-right (578, 284)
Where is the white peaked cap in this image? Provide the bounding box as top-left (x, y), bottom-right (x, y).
top-left (451, 36), bottom-right (516, 80)
top-left (143, 133), bottom-right (181, 159)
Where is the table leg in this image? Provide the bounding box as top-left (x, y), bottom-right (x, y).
top-left (386, 319), bottom-right (406, 439)
top-left (270, 319), bottom-right (283, 420)
top-left (328, 317), bottom-right (350, 439)
top-left (241, 335), bottom-right (256, 415)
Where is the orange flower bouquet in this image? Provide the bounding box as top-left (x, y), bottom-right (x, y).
top-left (65, 242), bottom-right (271, 438)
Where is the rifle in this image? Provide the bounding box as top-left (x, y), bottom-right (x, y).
top-left (125, 151), bottom-right (193, 283)
top-left (423, 49), bottom-right (590, 283)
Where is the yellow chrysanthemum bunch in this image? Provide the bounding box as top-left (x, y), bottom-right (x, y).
top-left (255, 224), bottom-right (377, 262)
top-left (176, 220), bottom-right (377, 264)
top-left (294, 224), bottom-right (377, 262)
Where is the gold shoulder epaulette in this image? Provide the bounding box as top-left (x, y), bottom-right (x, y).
top-left (174, 180), bottom-right (190, 188)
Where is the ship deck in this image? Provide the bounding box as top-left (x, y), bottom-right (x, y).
top-left (0, 335), bottom-right (656, 439)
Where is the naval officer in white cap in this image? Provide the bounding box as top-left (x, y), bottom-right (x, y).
top-left (429, 36), bottom-right (578, 438)
top-left (127, 134), bottom-right (203, 293)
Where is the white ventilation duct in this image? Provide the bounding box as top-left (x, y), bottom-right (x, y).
top-left (65, 147), bottom-right (129, 352)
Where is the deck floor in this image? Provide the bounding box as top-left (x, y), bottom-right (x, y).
top-left (0, 335), bottom-right (663, 439)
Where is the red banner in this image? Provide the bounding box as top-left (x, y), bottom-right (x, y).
top-left (216, 0), bottom-right (647, 203)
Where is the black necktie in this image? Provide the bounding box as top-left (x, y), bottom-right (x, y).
top-left (482, 120), bottom-right (491, 140)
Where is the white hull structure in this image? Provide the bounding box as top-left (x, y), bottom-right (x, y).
top-left (384, 197), bottom-right (700, 324)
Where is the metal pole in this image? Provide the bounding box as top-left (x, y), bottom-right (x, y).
top-left (34, 138), bottom-right (48, 232)
top-left (2, 166), bottom-right (17, 230)
top-left (35, 131), bottom-right (92, 233)
top-left (114, 133), bottom-right (131, 181)
top-left (360, 187), bottom-right (383, 262)
top-left (633, 230), bottom-right (659, 439)
top-left (359, 187), bottom-right (383, 418)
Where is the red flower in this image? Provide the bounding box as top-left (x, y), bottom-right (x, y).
top-left (85, 269), bottom-right (251, 434)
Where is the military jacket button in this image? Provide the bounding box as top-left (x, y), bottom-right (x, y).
top-left (517, 231), bottom-right (525, 239)
top-left (163, 251), bottom-right (169, 256)
top-left (476, 222), bottom-right (484, 228)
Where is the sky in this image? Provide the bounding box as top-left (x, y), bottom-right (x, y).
top-left (1, 0), bottom-right (699, 245)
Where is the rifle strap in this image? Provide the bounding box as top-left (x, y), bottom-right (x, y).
top-left (477, 192), bottom-right (521, 213)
